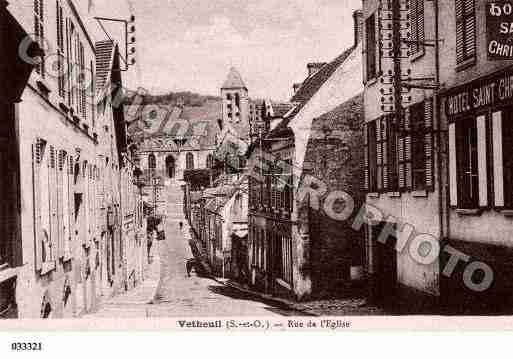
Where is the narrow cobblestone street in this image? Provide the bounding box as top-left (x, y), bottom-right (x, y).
top-left (85, 184), bottom-right (308, 318)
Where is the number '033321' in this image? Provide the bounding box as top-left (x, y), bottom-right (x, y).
top-left (11, 342), bottom-right (43, 351)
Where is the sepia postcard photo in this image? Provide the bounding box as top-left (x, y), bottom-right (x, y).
top-left (1, 0), bottom-right (513, 333)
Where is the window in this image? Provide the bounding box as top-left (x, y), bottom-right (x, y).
top-left (276, 234), bottom-right (293, 285)
top-left (186, 153), bottom-right (194, 170)
top-left (34, 0), bottom-right (45, 77)
top-left (408, 101), bottom-right (433, 190)
top-left (148, 154), bottom-right (156, 170)
top-left (206, 154), bottom-right (214, 169)
top-left (455, 0), bottom-right (476, 66)
top-left (454, 118), bottom-right (479, 208)
top-left (365, 14), bottom-right (377, 81)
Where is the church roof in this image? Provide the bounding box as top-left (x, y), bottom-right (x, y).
top-left (222, 67), bottom-right (247, 90)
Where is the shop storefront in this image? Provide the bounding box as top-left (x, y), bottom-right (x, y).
top-left (442, 65), bottom-right (513, 314)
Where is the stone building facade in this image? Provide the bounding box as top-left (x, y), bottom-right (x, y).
top-left (0, 0), bottom-right (146, 318)
top-left (247, 10), bottom-right (364, 301)
top-left (363, 0), bottom-right (513, 314)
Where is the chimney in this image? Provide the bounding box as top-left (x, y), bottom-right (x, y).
top-left (307, 63), bottom-right (326, 77)
top-left (353, 9), bottom-right (363, 46)
top-left (293, 82), bottom-right (303, 94)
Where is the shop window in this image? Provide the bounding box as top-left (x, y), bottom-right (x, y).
top-left (455, 118), bottom-right (479, 208)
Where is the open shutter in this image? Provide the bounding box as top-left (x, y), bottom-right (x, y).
top-left (455, 0), bottom-right (464, 64)
top-left (364, 123), bottom-right (369, 190)
top-left (403, 109), bottom-right (412, 189)
top-left (56, 150), bottom-right (65, 258)
top-left (410, 0), bottom-right (418, 54)
top-left (382, 118), bottom-right (389, 190)
top-left (33, 140), bottom-right (45, 271)
top-left (492, 111), bottom-right (504, 207)
top-left (465, 0), bottom-right (476, 60)
top-left (449, 123), bottom-right (458, 206)
top-left (424, 98), bottom-right (434, 190)
top-left (398, 108), bottom-right (407, 189)
top-left (477, 115), bottom-right (488, 207)
top-left (376, 118), bottom-right (383, 190)
top-left (49, 146), bottom-right (58, 261)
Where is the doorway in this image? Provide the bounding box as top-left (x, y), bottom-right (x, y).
top-left (371, 222), bottom-right (397, 308)
top-left (165, 155), bottom-right (175, 178)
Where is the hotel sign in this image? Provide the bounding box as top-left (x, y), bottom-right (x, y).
top-left (487, 1), bottom-right (513, 59)
top-left (445, 66), bottom-right (513, 117)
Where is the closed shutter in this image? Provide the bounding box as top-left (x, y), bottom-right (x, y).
top-left (492, 111), bottom-right (505, 207)
top-left (449, 123), bottom-right (458, 206)
top-left (477, 115), bottom-right (488, 207)
top-left (424, 98), bottom-right (434, 189)
top-left (364, 123), bottom-right (369, 190)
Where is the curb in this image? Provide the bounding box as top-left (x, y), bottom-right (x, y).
top-left (213, 278), bottom-right (320, 317)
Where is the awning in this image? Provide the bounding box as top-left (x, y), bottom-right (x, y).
top-left (1, 4), bottom-right (40, 104)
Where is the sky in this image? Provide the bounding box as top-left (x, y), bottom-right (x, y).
top-left (91, 0), bottom-right (361, 101)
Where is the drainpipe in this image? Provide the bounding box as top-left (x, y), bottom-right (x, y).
top-left (433, 0), bottom-right (448, 305)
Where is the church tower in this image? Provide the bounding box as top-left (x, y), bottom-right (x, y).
top-left (221, 67), bottom-right (250, 138)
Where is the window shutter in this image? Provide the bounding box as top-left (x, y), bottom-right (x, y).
top-left (67, 157), bottom-right (73, 258)
top-left (57, 150), bottom-right (65, 258)
top-left (398, 136), bottom-right (405, 188)
top-left (411, 0), bottom-right (418, 54)
top-left (449, 123), bottom-right (458, 206)
top-left (417, 0), bottom-right (425, 53)
top-left (33, 140), bottom-right (45, 271)
top-left (465, 0), bottom-right (476, 59)
top-left (382, 118), bottom-right (389, 190)
top-left (477, 115), bottom-right (488, 207)
top-left (424, 98), bottom-right (434, 189)
top-left (402, 109), bottom-right (412, 189)
top-left (49, 146), bottom-right (58, 259)
top-left (455, 0), bottom-right (464, 64)
top-left (364, 123), bottom-right (369, 190)
top-left (492, 111), bottom-right (505, 207)
top-left (376, 119), bottom-right (383, 190)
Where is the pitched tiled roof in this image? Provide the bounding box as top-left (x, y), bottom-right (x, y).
top-left (291, 47), bottom-right (355, 104)
top-left (222, 67), bottom-right (247, 89)
top-left (95, 40), bottom-right (115, 93)
top-left (268, 46), bottom-right (356, 138)
top-left (312, 93), bottom-right (364, 135)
